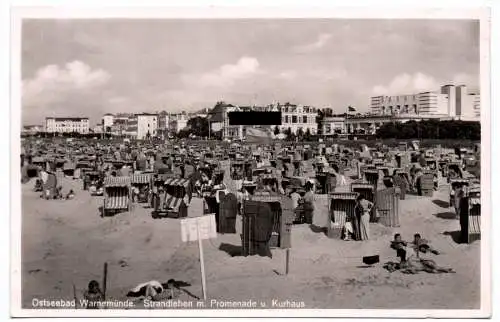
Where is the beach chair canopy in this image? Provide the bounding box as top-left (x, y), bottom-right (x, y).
top-left (104, 176), bottom-right (131, 187)
top-left (131, 173), bottom-right (152, 185)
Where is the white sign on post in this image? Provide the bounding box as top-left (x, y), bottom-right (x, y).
top-left (180, 214), bottom-right (217, 301)
top-left (181, 214), bottom-right (217, 242)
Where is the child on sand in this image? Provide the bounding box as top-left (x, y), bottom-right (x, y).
top-left (390, 233), bottom-right (408, 262)
top-left (412, 233), bottom-right (439, 255)
top-left (83, 280), bottom-right (104, 309)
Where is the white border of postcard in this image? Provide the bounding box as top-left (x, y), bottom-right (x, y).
top-left (9, 4), bottom-right (492, 318)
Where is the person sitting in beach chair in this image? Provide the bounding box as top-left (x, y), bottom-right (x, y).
top-left (83, 280), bottom-right (104, 309)
top-left (412, 233), bottom-right (439, 255)
top-left (89, 181), bottom-right (97, 195)
top-left (34, 178), bottom-right (43, 192)
top-left (343, 221), bottom-right (354, 241)
top-left (132, 186), bottom-right (140, 202)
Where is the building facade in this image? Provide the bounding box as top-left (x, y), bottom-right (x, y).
top-left (208, 102), bottom-right (243, 140)
top-left (169, 113), bottom-right (189, 133)
top-left (45, 117), bottom-right (90, 134)
top-left (136, 113), bottom-right (158, 139)
top-left (441, 85), bottom-right (456, 116)
top-left (208, 101), bottom-right (318, 140)
top-left (21, 125), bottom-right (43, 135)
top-left (278, 103), bottom-right (318, 135)
top-left (472, 93), bottom-right (481, 118)
top-left (102, 113), bottom-right (114, 132)
top-left (344, 114), bottom-right (452, 135)
top-left (320, 117), bottom-right (346, 136)
top-left (370, 84), bottom-right (480, 120)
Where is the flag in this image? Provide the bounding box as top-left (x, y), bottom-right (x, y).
top-left (348, 106), bottom-right (356, 112)
top-left (245, 127), bottom-right (274, 144)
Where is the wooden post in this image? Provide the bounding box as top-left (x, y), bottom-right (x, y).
top-left (197, 221), bottom-right (207, 301)
top-left (73, 283), bottom-right (77, 309)
top-left (102, 262), bottom-right (108, 300)
top-left (285, 248), bottom-right (290, 275)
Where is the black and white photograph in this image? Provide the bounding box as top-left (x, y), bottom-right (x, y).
top-left (10, 5), bottom-right (491, 318)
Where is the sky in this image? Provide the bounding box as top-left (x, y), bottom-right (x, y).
top-left (21, 19), bottom-right (480, 125)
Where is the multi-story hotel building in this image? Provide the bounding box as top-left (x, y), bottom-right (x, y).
top-left (102, 113), bottom-right (114, 132)
top-left (278, 103), bottom-right (318, 135)
top-left (45, 117), bottom-right (90, 134)
top-left (136, 113), bottom-right (158, 140)
top-left (208, 101), bottom-right (319, 140)
top-left (370, 84), bottom-right (480, 120)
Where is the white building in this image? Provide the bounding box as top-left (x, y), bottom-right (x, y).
top-left (370, 84), bottom-right (480, 120)
top-left (45, 117), bottom-right (90, 134)
top-left (278, 103), bottom-right (318, 135)
top-left (208, 102), bottom-right (242, 140)
top-left (416, 91), bottom-right (449, 115)
top-left (369, 94), bottom-right (418, 115)
top-left (169, 113), bottom-right (189, 133)
top-left (102, 113), bottom-right (114, 132)
top-left (472, 93), bottom-right (481, 118)
top-left (208, 101), bottom-right (319, 140)
top-left (136, 113), bottom-right (158, 139)
top-left (320, 117), bottom-right (346, 135)
top-left (440, 85), bottom-right (457, 116)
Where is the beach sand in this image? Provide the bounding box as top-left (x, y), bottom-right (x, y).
top-left (21, 170), bottom-right (480, 310)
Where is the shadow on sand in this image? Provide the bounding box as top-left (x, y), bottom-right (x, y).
top-left (443, 231), bottom-right (463, 244)
top-left (99, 206), bottom-right (128, 218)
top-left (219, 243), bottom-right (244, 257)
top-left (309, 224), bottom-right (328, 236)
top-left (432, 199), bottom-right (451, 208)
top-left (435, 212), bottom-right (457, 220)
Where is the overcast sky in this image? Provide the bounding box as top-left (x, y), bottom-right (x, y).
top-left (21, 19), bottom-right (479, 125)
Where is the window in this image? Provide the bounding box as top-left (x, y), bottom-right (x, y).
top-left (285, 115), bottom-right (289, 123)
top-left (303, 116), bottom-right (307, 123)
top-left (292, 115), bottom-right (297, 123)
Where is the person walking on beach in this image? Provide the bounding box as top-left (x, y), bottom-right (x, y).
top-left (356, 195), bottom-right (373, 241)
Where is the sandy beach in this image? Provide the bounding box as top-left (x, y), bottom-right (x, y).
top-left (21, 168), bottom-right (480, 310)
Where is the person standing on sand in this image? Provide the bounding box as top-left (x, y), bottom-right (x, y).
top-left (302, 182), bottom-right (315, 224)
top-left (290, 188), bottom-right (301, 210)
top-left (356, 195), bottom-right (373, 241)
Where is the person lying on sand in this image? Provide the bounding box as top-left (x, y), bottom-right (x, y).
top-left (128, 280), bottom-right (163, 301)
top-left (384, 247), bottom-right (454, 274)
top-left (412, 233), bottom-right (439, 255)
top-left (402, 255), bottom-right (455, 274)
top-left (127, 279), bottom-right (198, 302)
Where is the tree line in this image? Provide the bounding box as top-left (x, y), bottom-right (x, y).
top-left (375, 120), bottom-right (481, 140)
